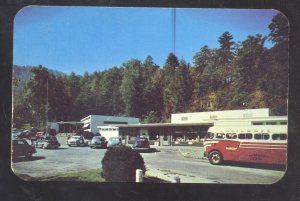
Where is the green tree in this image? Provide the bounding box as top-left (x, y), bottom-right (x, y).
top-left (120, 59), bottom-right (143, 117)
top-left (50, 76), bottom-right (70, 121)
top-left (65, 72), bottom-right (82, 120)
top-left (193, 45), bottom-right (212, 73)
top-left (98, 68), bottom-right (124, 116)
top-left (22, 65), bottom-right (54, 128)
top-left (230, 34), bottom-right (267, 108)
top-left (13, 91), bottom-right (32, 128)
top-left (75, 72), bottom-right (97, 118)
top-left (162, 53), bottom-right (180, 120)
top-left (191, 45), bottom-right (213, 111)
top-left (140, 56), bottom-right (163, 121)
top-left (143, 68), bottom-right (164, 122)
top-left (173, 60), bottom-right (193, 112)
top-left (200, 49), bottom-right (220, 93)
top-left (217, 31), bottom-right (235, 65)
top-left (266, 13), bottom-right (288, 115)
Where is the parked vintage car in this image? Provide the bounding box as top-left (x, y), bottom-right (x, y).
top-left (35, 131), bottom-right (45, 139)
top-left (17, 130), bottom-right (30, 139)
top-left (12, 139), bottom-right (36, 159)
top-left (12, 130), bottom-right (22, 139)
top-left (107, 137), bottom-right (122, 149)
top-left (89, 136), bottom-right (107, 149)
top-left (67, 135), bottom-right (89, 147)
top-left (132, 137), bottom-right (150, 151)
top-left (35, 136), bottom-right (60, 149)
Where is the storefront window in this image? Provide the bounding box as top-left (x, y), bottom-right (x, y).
top-left (163, 135), bottom-right (168, 141)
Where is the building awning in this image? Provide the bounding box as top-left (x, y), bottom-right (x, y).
top-left (83, 124), bottom-right (90, 129)
top-left (97, 122), bottom-right (213, 129)
top-left (57, 122), bottom-right (83, 124)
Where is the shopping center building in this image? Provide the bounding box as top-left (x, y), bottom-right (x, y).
top-left (98, 108), bottom-right (287, 146)
top-left (49, 108), bottom-right (287, 146)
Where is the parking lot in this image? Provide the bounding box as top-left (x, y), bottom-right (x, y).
top-left (12, 136), bottom-right (104, 178)
top-left (11, 135), bottom-right (286, 183)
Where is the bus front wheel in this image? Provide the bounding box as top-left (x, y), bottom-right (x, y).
top-left (208, 151), bottom-right (223, 165)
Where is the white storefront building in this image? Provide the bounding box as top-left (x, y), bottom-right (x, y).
top-left (104, 108), bottom-right (287, 146)
top-left (171, 108), bottom-right (269, 124)
top-left (81, 115), bottom-right (139, 134)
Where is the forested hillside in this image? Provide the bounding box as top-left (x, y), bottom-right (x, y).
top-left (13, 65), bottom-right (65, 94)
top-left (12, 13), bottom-right (288, 128)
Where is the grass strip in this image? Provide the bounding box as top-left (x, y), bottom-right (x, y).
top-left (16, 169), bottom-right (170, 183)
top-left (43, 169), bottom-right (105, 182)
top-left (16, 169), bottom-right (104, 182)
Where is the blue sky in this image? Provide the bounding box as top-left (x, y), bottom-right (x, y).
top-left (13, 6), bottom-right (280, 75)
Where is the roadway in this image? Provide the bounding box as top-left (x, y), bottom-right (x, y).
top-left (11, 137), bottom-right (285, 183)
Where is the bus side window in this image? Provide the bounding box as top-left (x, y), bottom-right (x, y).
top-left (263, 133), bottom-right (270, 140)
top-left (246, 133), bottom-right (253, 139)
top-left (272, 133), bottom-right (287, 140)
top-left (216, 133), bottom-right (224, 139)
top-left (232, 134), bottom-right (237, 139)
top-left (238, 133), bottom-right (252, 140)
top-left (254, 133), bottom-right (262, 140)
top-left (254, 133), bottom-right (269, 140)
top-left (238, 133), bottom-right (245, 139)
top-left (226, 133), bottom-right (236, 139)
top-left (207, 132), bottom-right (214, 139)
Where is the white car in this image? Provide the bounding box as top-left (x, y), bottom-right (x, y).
top-left (67, 135), bottom-right (88, 147)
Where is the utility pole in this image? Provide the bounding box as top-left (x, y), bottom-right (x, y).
top-left (172, 8), bottom-right (176, 54)
top-left (46, 78), bottom-right (49, 134)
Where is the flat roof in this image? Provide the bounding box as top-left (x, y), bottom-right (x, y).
top-left (97, 122), bottom-right (213, 128)
top-left (81, 115), bottom-right (139, 122)
top-left (210, 116), bottom-right (287, 122)
top-left (56, 122), bottom-right (83, 124)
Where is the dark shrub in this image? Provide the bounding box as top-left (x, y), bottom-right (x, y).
top-left (101, 145), bottom-right (146, 182)
top-left (76, 129), bottom-right (84, 136)
top-left (49, 129), bottom-right (57, 136)
top-left (83, 131), bottom-right (94, 139)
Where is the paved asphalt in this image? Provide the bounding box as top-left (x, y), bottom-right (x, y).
top-left (11, 136), bottom-right (286, 183)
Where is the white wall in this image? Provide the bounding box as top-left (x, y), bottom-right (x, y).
top-left (48, 122), bottom-right (59, 131)
top-left (98, 126), bottom-right (119, 139)
top-left (81, 115), bottom-right (139, 134)
top-left (171, 108), bottom-right (270, 124)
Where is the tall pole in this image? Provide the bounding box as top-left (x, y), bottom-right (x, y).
top-left (12, 69), bottom-right (15, 129)
top-left (172, 8), bottom-right (176, 55)
top-left (46, 79), bottom-right (49, 134)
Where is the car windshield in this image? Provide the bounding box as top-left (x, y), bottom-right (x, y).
top-left (110, 138), bottom-right (120, 141)
top-left (14, 139), bottom-right (29, 145)
top-left (45, 136), bottom-right (55, 140)
top-left (135, 138), bottom-right (148, 145)
top-left (72, 136), bottom-right (81, 139)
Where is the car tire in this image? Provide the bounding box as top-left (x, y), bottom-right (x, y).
top-left (208, 151), bottom-right (223, 165)
top-left (25, 150), bottom-right (33, 159)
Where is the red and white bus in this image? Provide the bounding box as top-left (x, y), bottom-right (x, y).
top-left (203, 125), bottom-right (287, 165)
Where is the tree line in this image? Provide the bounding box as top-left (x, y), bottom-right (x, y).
top-left (13, 13), bottom-right (288, 128)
